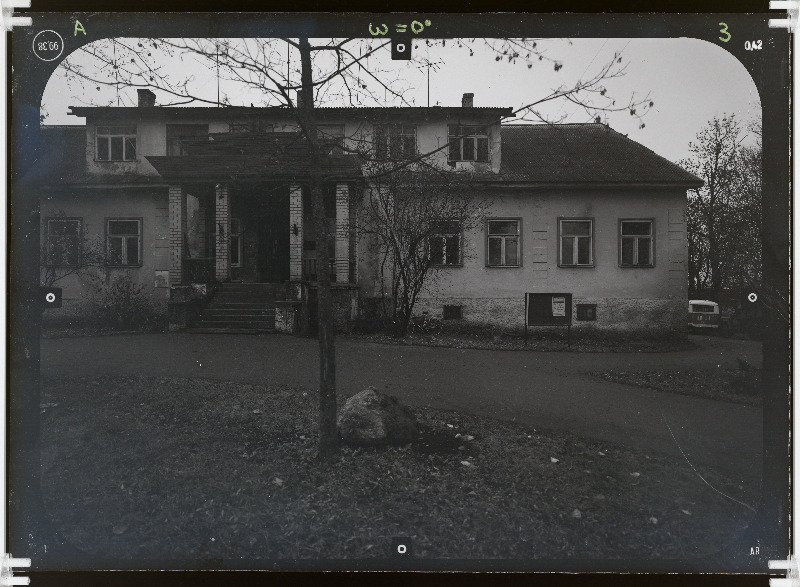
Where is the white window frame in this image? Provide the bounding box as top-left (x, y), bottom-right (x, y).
top-left (429, 220), bottom-right (462, 267)
top-left (373, 124), bottom-right (417, 160)
top-left (558, 218), bottom-right (594, 267)
top-left (486, 218), bottom-right (522, 267)
top-left (106, 218), bottom-right (142, 267)
top-left (96, 125), bottom-right (137, 161)
top-left (619, 219), bottom-right (655, 268)
top-left (448, 125), bottom-right (490, 163)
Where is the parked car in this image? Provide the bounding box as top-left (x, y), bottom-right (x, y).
top-left (688, 299), bottom-right (720, 329)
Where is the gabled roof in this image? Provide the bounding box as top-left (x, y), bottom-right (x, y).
top-left (498, 123), bottom-right (703, 187)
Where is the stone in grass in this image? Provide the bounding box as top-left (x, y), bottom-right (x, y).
top-left (338, 387), bottom-right (418, 446)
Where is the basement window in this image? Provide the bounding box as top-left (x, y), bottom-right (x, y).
top-left (443, 305), bottom-right (463, 320)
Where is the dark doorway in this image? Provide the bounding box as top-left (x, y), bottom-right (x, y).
top-left (256, 192), bottom-right (290, 283)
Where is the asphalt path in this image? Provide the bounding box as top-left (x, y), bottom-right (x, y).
top-left (40, 333), bottom-right (763, 487)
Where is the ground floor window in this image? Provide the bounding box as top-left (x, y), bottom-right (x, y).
top-left (429, 220), bottom-right (462, 266)
top-left (559, 219), bottom-right (593, 267)
top-left (106, 218), bottom-right (142, 267)
top-left (620, 219), bottom-right (654, 267)
top-left (487, 219), bottom-right (521, 266)
top-left (46, 218), bottom-right (82, 266)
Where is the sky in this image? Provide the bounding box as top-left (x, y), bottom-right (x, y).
top-left (41, 37), bottom-right (761, 164)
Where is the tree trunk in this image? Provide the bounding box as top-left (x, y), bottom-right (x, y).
top-left (298, 37), bottom-right (338, 458)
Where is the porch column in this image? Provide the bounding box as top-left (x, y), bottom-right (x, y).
top-left (335, 182), bottom-right (350, 283)
top-left (168, 185), bottom-right (187, 285)
top-left (289, 183), bottom-right (303, 280)
top-left (215, 183), bottom-right (231, 281)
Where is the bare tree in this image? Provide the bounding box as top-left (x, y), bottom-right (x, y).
top-left (55, 36), bottom-right (654, 458)
top-left (360, 163), bottom-right (491, 336)
top-left (682, 115), bottom-right (761, 302)
top-left (40, 212), bottom-right (105, 287)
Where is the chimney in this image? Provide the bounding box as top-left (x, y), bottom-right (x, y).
top-left (137, 89), bottom-right (156, 107)
top-left (461, 92), bottom-right (474, 108)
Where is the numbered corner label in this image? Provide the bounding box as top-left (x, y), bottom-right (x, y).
top-left (33, 30), bottom-right (65, 62)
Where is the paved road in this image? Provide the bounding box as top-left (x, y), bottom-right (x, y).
top-left (40, 333), bottom-right (763, 485)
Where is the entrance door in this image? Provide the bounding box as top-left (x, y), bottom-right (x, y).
top-left (256, 209), bottom-right (289, 283)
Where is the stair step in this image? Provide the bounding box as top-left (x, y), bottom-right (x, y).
top-left (206, 303), bottom-right (276, 310)
top-left (186, 327), bottom-right (274, 334)
top-left (193, 320), bottom-right (276, 329)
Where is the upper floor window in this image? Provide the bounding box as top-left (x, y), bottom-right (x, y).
top-left (317, 124), bottom-right (346, 156)
top-left (487, 219), bottom-right (521, 267)
top-left (429, 220), bottom-right (462, 266)
top-left (373, 124), bottom-right (417, 160)
top-left (448, 125), bottom-right (489, 162)
top-left (166, 124), bottom-right (209, 156)
top-left (620, 219), bottom-right (654, 267)
top-left (96, 126), bottom-right (136, 161)
top-left (106, 218), bottom-right (142, 267)
top-left (559, 219), bottom-right (593, 267)
top-left (46, 218), bottom-right (82, 267)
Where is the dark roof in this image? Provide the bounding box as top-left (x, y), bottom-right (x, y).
top-left (68, 105), bottom-right (514, 120)
top-left (497, 124), bottom-right (703, 186)
top-left (145, 132), bottom-right (363, 181)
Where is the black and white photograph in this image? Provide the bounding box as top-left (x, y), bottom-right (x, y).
top-left (4, 9), bottom-right (792, 582)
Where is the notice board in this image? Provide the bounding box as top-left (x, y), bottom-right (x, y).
top-left (526, 293), bottom-right (572, 326)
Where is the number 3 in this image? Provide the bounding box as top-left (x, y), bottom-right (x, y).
top-left (719, 22), bottom-right (731, 43)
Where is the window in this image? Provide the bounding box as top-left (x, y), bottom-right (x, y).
top-left (373, 124), bottom-right (417, 159)
top-left (166, 124), bottom-right (209, 156)
top-left (559, 219), bottom-right (593, 267)
top-left (429, 220), bottom-right (461, 266)
top-left (317, 124), bottom-right (346, 156)
top-left (691, 303), bottom-right (716, 313)
top-left (106, 219), bottom-right (142, 266)
top-left (443, 305), bottom-right (463, 320)
top-left (448, 125), bottom-right (489, 162)
top-left (620, 219), bottom-right (654, 267)
top-left (96, 126), bottom-right (137, 161)
top-left (576, 304), bottom-right (597, 321)
top-left (230, 218), bottom-right (242, 267)
top-left (487, 219), bottom-right (521, 267)
top-left (46, 218), bottom-right (81, 266)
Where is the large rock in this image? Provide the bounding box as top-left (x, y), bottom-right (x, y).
top-left (338, 387), bottom-right (418, 445)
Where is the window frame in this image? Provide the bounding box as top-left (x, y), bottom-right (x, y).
top-left (105, 217), bottom-right (143, 268)
top-left (95, 125), bottom-right (137, 162)
top-left (429, 219), bottom-right (463, 268)
top-left (448, 125), bottom-right (490, 163)
top-left (486, 217), bottom-right (522, 268)
top-left (373, 123), bottom-right (417, 160)
top-left (45, 217), bottom-right (83, 267)
top-left (230, 218), bottom-right (242, 268)
top-left (619, 218), bottom-right (655, 268)
top-left (558, 217), bottom-right (594, 268)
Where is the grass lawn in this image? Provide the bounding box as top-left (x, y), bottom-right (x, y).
top-left (40, 375), bottom-right (758, 568)
top-left (589, 368), bottom-right (762, 406)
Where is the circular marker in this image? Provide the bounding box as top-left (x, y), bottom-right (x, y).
top-left (396, 43), bottom-right (406, 53)
top-left (33, 30), bottom-right (64, 62)
top-left (45, 292), bottom-right (56, 303)
top-left (397, 544), bottom-right (407, 554)
top-left (748, 292), bottom-right (758, 303)
top-left (425, 20), bottom-right (431, 26)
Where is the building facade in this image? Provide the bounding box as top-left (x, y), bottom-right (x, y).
top-left (38, 89), bottom-right (702, 333)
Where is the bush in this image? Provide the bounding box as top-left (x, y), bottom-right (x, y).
top-left (88, 273), bottom-right (162, 331)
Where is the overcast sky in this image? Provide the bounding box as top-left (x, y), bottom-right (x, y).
top-left (41, 37), bottom-right (760, 164)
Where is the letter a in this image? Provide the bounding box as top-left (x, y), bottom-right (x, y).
top-left (74, 20), bottom-right (86, 36)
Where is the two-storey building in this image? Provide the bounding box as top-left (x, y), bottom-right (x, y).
top-left (39, 89), bottom-right (702, 333)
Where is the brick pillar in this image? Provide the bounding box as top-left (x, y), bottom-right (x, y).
top-left (215, 184), bottom-right (231, 281)
top-left (289, 183), bottom-right (303, 280)
top-left (335, 183), bottom-right (350, 283)
top-left (168, 185), bottom-right (186, 285)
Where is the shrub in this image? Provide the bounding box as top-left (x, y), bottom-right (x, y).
top-left (88, 272), bottom-right (162, 331)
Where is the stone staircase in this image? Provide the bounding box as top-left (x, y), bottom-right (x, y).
top-left (187, 283), bottom-right (286, 333)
